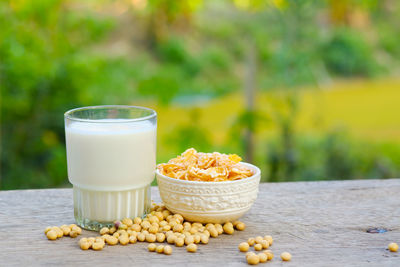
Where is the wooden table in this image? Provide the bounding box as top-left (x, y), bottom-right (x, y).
top-left (1, 179), bottom-right (399, 266)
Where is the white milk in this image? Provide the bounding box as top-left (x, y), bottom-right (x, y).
top-left (65, 119), bottom-right (156, 222)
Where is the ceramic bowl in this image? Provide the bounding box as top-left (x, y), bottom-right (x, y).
top-left (156, 162), bottom-right (261, 223)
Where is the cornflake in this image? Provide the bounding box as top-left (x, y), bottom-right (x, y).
top-left (157, 148), bottom-right (253, 182)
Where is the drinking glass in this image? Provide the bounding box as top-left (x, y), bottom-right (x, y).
top-left (64, 105), bottom-right (157, 230)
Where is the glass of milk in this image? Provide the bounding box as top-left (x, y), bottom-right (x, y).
top-left (64, 105), bottom-right (156, 230)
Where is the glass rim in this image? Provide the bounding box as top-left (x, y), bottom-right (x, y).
top-left (64, 105), bottom-right (157, 123)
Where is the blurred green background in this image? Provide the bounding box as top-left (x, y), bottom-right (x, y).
top-left (2, 0), bottom-right (400, 189)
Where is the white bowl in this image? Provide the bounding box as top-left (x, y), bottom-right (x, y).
top-left (156, 162), bottom-right (261, 223)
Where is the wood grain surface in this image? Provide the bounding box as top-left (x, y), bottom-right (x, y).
top-left (0, 179), bottom-right (399, 267)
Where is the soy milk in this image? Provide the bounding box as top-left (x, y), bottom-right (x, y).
top-left (65, 119), bottom-right (156, 223)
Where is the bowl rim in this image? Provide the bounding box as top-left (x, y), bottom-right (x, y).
top-left (155, 162), bottom-right (261, 185)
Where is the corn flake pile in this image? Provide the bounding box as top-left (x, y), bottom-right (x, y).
top-left (157, 148), bottom-right (253, 182)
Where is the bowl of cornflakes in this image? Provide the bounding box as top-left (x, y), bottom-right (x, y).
top-left (156, 148), bottom-right (261, 223)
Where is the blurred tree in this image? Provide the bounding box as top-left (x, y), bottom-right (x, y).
top-left (0, 0), bottom-right (115, 189)
top-left (137, 72), bottom-right (179, 106)
top-left (243, 42), bottom-right (257, 163)
top-left (266, 92), bottom-right (298, 182)
top-left (321, 28), bottom-right (379, 76)
top-left (1, 0), bottom-right (400, 189)
top-left (142, 0), bottom-right (203, 46)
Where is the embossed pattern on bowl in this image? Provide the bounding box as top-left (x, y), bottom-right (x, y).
top-left (156, 162), bottom-right (261, 223)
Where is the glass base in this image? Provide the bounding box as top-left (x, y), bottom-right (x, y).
top-left (74, 217), bottom-right (114, 231)
top-left (73, 184), bottom-right (151, 231)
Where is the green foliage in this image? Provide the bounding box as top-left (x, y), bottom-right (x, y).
top-left (0, 1), bottom-right (119, 189)
top-left (1, 0), bottom-right (400, 189)
top-left (321, 28), bottom-right (379, 77)
top-left (156, 37), bottom-right (201, 79)
top-left (266, 131), bottom-right (400, 182)
top-left (138, 72), bottom-right (179, 106)
top-left (157, 38), bottom-right (188, 64)
top-left (377, 24), bottom-right (400, 59)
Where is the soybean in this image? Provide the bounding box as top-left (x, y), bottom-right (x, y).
top-left (60, 226), bottom-right (71, 236)
top-left (69, 231), bottom-right (79, 238)
top-left (156, 245), bottom-right (164, 254)
top-left (209, 228), bottom-right (219, 238)
top-left (92, 242), bottom-right (104, 251)
top-left (173, 224), bottom-right (184, 233)
top-left (146, 233), bottom-right (156, 243)
top-left (122, 218), bottom-right (133, 227)
top-left (258, 253), bottom-right (268, 263)
top-left (119, 235), bottom-right (129, 245)
top-left (247, 254), bottom-right (260, 265)
top-left (46, 230), bottom-right (58, 240)
top-left (223, 223), bottom-right (234, 235)
top-left (263, 250), bottom-right (274, 260)
top-left (167, 235), bottom-right (176, 244)
top-left (239, 242), bottom-right (250, 252)
top-left (200, 234), bottom-right (209, 244)
top-left (184, 235), bottom-right (194, 245)
top-left (260, 240), bottom-right (269, 249)
top-left (254, 244), bottom-right (262, 251)
top-left (264, 235), bottom-right (273, 246)
top-left (100, 227), bottom-right (109, 235)
top-left (164, 245), bottom-right (173, 255)
top-left (51, 227), bottom-right (63, 238)
top-left (175, 237), bottom-right (184, 247)
top-left (247, 238), bottom-right (255, 246)
top-left (156, 233), bottom-right (166, 243)
top-left (215, 224), bottom-right (223, 235)
top-left (133, 217), bottom-right (142, 225)
top-left (129, 235), bottom-right (137, 244)
top-left (148, 225), bottom-right (158, 234)
top-left (255, 236), bottom-right (263, 244)
top-left (281, 252), bottom-right (292, 261)
top-left (131, 224), bottom-right (141, 232)
top-left (105, 236), bottom-right (118, 245)
top-left (186, 243), bottom-right (197, 253)
top-left (193, 234), bottom-right (201, 244)
top-left (44, 227), bottom-right (52, 234)
top-left (148, 243), bottom-right (157, 252)
top-left (109, 226), bottom-right (116, 234)
top-left (246, 252), bottom-right (256, 259)
top-left (389, 243), bottom-right (399, 252)
top-left (236, 222), bottom-right (246, 231)
top-left (80, 241), bottom-right (91, 250)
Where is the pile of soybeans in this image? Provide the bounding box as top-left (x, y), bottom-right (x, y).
top-left (45, 203), bottom-right (291, 265)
